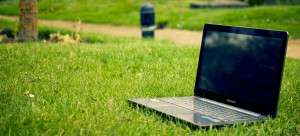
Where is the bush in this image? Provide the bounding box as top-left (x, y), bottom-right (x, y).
top-left (39, 27), bottom-right (71, 40)
top-left (247, 0), bottom-right (264, 5)
top-left (241, 0), bottom-right (300, 5)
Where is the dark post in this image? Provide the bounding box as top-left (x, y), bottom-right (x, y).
top-left (140, 3), bottom-right (155, 38)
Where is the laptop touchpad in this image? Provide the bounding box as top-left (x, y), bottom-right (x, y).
top-left (154, 106), bottom-right (194, 115)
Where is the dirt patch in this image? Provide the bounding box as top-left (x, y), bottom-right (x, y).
top-left (287, 41), bottom-right (300, 59)
top-left (0, 15), bottom-right (299, 59)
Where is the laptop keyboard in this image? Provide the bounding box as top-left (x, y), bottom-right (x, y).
top-left (158, 97), bottom-right (258, 122)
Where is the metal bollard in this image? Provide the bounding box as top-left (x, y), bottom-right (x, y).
top-left (140, 3), bottom-right (155, 38)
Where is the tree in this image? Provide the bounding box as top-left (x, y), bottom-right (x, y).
top-left (18, 0), bottom-right (38, 42)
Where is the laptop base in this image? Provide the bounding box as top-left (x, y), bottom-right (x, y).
top-left (128, 96), bottom-right (266, 128)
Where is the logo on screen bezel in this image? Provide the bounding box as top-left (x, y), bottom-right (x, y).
top-left (226, 99), bottom-right (236, 104)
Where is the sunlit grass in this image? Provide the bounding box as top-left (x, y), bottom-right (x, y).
top-left (0, 4), bottom-right (299, 134)
top-left (0, 36), bottom-right (299, 135)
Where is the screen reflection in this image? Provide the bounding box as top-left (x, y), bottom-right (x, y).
top-left (198, 31), bottom-right (283, 107)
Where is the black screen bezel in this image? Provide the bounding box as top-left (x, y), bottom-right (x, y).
top-left (194, 24), bottom-right (288, 117)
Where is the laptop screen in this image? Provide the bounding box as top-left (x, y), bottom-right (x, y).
top-left (195, 24), bottom-right (288, 116)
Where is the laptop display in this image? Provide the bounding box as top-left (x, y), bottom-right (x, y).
top-left (195, 25), bottom-right (288, 117)
top-left (128, 24), bottom-right (288, 128)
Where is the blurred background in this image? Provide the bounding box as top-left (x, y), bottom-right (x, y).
top-left (0, 0), bottom-right (300, 38)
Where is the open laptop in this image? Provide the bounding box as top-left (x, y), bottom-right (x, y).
top-left (128, 24), bottom-right (288, 128)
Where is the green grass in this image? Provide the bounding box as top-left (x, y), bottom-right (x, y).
top-left (0, 0), bottom-right (300, 38)
top-left (0, 18), bottom-right (16, 29)
top-left (0, 36), bottom-right (300, 135)
top-left (0, 9), bottom-right (299, 135)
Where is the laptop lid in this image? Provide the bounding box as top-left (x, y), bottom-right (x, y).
top-left (194, 24), bottom-right (288, 117)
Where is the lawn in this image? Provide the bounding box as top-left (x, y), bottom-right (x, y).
top-left (0, 0), bottom-right (300, 38)
top-left (0, 36), bottom-right (300, 135)
top-left (1, 3), bottom-right (300, 135)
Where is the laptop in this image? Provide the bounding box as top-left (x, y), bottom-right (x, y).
top-left (128, 24), bottom-right (288, 128)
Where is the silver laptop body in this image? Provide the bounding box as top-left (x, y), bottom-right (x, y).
top-left (128, 24), bottom-right (289, 128)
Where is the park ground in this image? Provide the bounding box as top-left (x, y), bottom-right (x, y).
top-left (1, 15), bottom-right (300, 59)
top-left (0, 1), bottom-right (300, 135)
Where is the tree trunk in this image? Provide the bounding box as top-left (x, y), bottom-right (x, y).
top-left (18, 0), bottom-right (38, 42)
